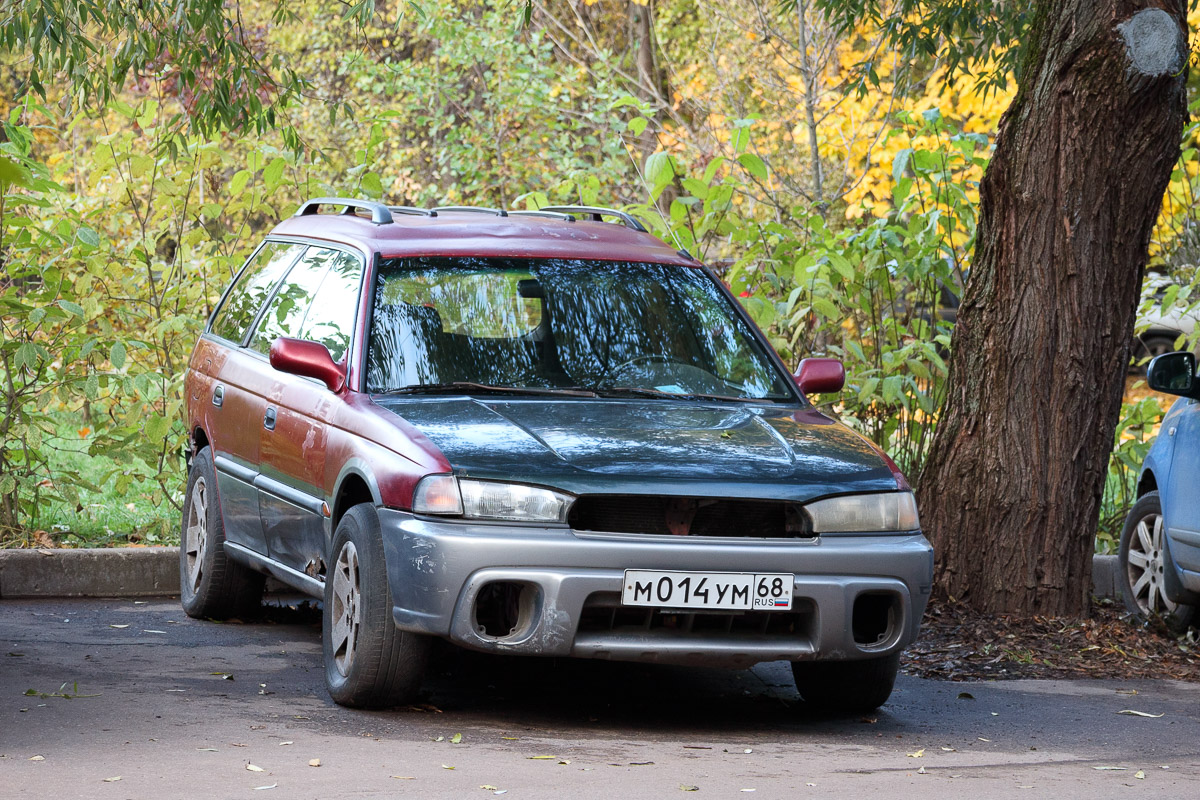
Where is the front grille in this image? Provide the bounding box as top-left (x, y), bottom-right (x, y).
top-left (578, 592), bottom-right (815, 639)
top-left (567, 495), bottom-right (812, 538)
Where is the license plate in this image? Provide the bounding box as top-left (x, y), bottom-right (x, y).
top-left (622, 570), bottom-right (793, 611)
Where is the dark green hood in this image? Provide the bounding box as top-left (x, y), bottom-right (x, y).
top-left (373, 396), bottom-right (898, 502)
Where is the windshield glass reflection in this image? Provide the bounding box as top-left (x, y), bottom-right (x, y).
top-left (367, 257), bottom-right (793, 401)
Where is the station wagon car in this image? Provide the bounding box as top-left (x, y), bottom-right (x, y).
top-left (180, 197), bottom-right (934, 712)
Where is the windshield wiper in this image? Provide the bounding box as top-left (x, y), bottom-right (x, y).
top-left (377, 382), bottom-right (599, 398)
top-left (597, 385), bottom-right (777, 403)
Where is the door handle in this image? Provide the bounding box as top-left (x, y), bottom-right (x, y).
top-left (264, 407), bottom-right (277, 431)
top-left (212, 385), bottom-right (224, 407)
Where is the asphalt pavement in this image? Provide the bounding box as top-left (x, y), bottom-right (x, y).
top-left (2, 596), bottom-right (1197, 799)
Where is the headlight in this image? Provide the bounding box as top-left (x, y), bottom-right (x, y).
top-left (412, 475), bottom-right (573, 523)
top-left (803, 491), bottom-right (919, 533)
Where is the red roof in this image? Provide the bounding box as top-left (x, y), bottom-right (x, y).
top-left (269, 209), bottom-right (696, 266)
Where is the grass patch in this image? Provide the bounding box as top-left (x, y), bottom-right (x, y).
top-left (1, 414), bottom-right (179, 549)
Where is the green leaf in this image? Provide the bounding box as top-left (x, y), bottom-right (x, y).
top-left (644, 151), bottom-right (675, 186)
top-left (0, 154), bottom-right (32, 189)
top-left (228, 169), bottom-right (250, 195)
top-left (626, 116), bottom-right (648, 137)
top-left (361, 171), bottom-right (384, 197)
top-left (812, 296), bottom-right (840, 319)
top-left (263, 157), bottom-right (286, 186)
top-left (892, 148), bottom-right (912, 184)
top-left (145, 414), bottom-right (169, 443)
top-left (77, 227), bottom-right (100, 248)
top-left (58, 300), bottom-right (85, 317)
top-left (737, 153), bottom-right (768, 182)
top-left (110, 342), bottom-right (127, 371)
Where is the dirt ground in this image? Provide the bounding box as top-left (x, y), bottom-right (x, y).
top-left (903, 597), bottom-right (1199, 682)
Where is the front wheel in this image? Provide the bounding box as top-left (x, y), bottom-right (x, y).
top-left (1118, 491), bottom-right (1195, 633)
top-left (323, 504), bottom-right (430, 708)
top-left (791, 653), bottom-right (900, 714)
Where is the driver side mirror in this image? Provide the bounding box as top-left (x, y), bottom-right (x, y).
top-left (794, 358), bottom-right (845, 396)
top-left (269, 337), bottom-right (346, 393)
top-left (1147, 351), bottom-right (1198, 399)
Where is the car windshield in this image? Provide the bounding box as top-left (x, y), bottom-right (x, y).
top-left (366, 257), bottom-right (795, 402)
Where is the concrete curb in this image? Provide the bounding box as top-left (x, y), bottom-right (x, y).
top-left (0, 546), bottom-right (1126, 601)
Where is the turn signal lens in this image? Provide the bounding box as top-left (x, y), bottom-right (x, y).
top-left (804, 491), bottom-right (920, 533)
top-left (412, 475), bottom-right (463, 515)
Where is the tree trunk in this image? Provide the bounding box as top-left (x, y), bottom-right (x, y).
top-left (916, 1), bottom-right (1189, 616)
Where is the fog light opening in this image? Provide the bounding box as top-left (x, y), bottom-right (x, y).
top-left (474, 581), bottom-right (538, 639)
top-left (852, 592), bottom-right (897, 647)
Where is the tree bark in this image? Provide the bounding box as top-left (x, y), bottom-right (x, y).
top-left (916, 1), bottom-right (1189, 616)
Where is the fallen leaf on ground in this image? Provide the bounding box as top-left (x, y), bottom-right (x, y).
top-left (528, 755), bottom-right (557, 760)
top-left (501, 737), bottom-right (519, 741)
top-left (253, 784), bottom-right (277, 791)
top-left (558, 759), bottom-right (571, 765)
top-left (908, 749), bottom-right (925, 758)
top-left (680, 784), bottom-right (699, 791)
top-left (434, 736), bottom-right (445, 742)
top-left (109, 624), bottom-right (129, 629)
top-left (441, 764), bottom-right (454, 770)
top-left (1116, 689), bottom-right (1138, 695)
top-left (1135, 770), bottom-right (1146, 779)
top-left (957, 692), bottom-right (974, 700)
top-left (1117, 710), bottom-right (1164, 718)
top-left (246, 764), bottom-right (265, 772)
top-left (451, 733), bottom-right (463, 744)
top-left (941, 747), bottom-right (956, 752)
top-left (629, 761), bottom-right (655, 766)
top-left (917, 766), bottom-right (927, 774)
top-left (308, 759), bottom-right (320, 767)
top-left (1092, 766), bottom-right (1127, 771)
top-left (102, 776), bottom-right (121, 782)
top-left (480, 786), bottom-right (500, 791)
top-left (29, 756), bottom-right (44, 761)
top-left (279, 742), bottom-right (293, 746)
top-left (391, 776), bottom-right (415, 779)
top-left (143, 630), bottom-right (165, 634)
top-left (977, 738), bottom-right (991, 742)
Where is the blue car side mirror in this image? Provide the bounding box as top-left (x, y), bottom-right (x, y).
top-left (1147, 351), bottom-right (1199, 398)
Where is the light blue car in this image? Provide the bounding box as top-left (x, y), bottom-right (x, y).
top-left (1121, 351), bottom-right (1200, 631)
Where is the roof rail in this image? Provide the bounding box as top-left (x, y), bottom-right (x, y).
top-left (509, 209), bottom-right (576, 222)
top-left (390, 205), bottom-right (438, 218)
top-left (433, 205), bottom-right (508, 217)
top-left (539, 205), bottom-right (647, 233)
top-left (295, 197), bottom-right (393, 225)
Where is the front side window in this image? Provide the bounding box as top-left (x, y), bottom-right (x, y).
top-left (296, 250), bottom-right (363, 362)
top-left (210, 242), bottom-right (306, 344)
top-left (366, 257), bottom-right (794, 402)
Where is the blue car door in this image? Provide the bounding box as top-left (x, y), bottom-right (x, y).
top-left (1163, 396), bottom-right (1200, 577)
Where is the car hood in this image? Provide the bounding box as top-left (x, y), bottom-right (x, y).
top-left (372, 397), bottom-right (898, 502)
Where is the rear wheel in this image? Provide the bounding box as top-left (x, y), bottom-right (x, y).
top-left (1119, 491), bottom-right (1195, 633)
top-left (324, 504), bottom-right (430, 708)
top-left (179, 447), bottom-right (264, 619)
top-left (791, 653), bottom-right (901, 714)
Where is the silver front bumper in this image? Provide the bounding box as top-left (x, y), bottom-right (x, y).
top-left (379, 509), bottom-right (933, 667)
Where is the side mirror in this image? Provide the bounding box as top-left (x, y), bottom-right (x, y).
top-left (794, 358), bottom-right (845, 396)
top-left (269, 337), bottom-right (346, 393)
top-left (1147, 351), bottom-right (1198, 398)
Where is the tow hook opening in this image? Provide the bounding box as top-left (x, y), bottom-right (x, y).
top-left (474, 581), bottom-right (539, 639)
top-left (852, 592), bottom-right (898, 647)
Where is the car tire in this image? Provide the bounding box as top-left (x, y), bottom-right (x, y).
top-left (324, 503), bottom-right (430, 708)
top-left (179, 446), bottom-right (265, 619)
top-left (791, 652), bottom-right (900, 714)
top-left (1118, 491), bottom-right (1196, 633)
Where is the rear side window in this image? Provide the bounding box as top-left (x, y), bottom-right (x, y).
top-left (210, 242), bottom-right (305, 344)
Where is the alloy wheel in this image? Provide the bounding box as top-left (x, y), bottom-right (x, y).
top-left (1126, 510), bottom-right (1176, 614)
top-left (184, 477), bottom-right (208, 594)
top-left (330, 542), bottom-right (362, 676)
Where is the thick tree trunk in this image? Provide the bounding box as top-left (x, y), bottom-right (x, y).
top-left (916, 1), bottom-right (1189, 616)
